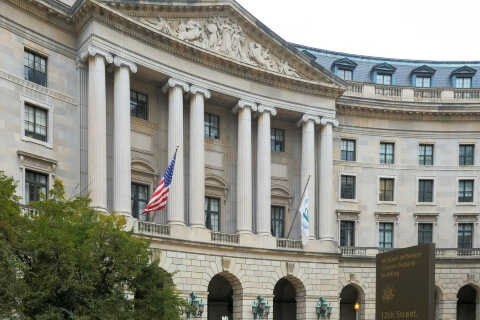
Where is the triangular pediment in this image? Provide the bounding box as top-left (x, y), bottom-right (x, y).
top-left (450, 66), bottom-right (477, 77)
top-left (95, 0), bottom-right (345, 95)
top-left (331, 58), bottom-right (358, 70)
top-left (371, 63), bottom-right (397, 74)
top-left (411, 65), bottom-right (436, 76)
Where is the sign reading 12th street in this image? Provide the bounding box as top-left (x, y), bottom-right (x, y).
top-left (376, 243), bottom-right (435, 320)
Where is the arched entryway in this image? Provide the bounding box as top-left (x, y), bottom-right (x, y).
top-left (340, 284), bottom-right (361, 320)
top-left (273, 278), bottom-right (296, 320)
top-left (273, 276), bottom-right (306, 320)
top-left (208, 274), bottom-right (233, 320)
top-left (457, 285), bottom-right (477, 320)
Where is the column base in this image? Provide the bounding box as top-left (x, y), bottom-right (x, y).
top-left (236, 230), bottom-right (253, 235)
top-left (320, 235), bottom-right (335, 241)
top-left (189, 224), bottom-right (206, 229)
top-left (90, 205), bottom-right (108, 214)
top-left (257, 232), bottom-right (272, 237)
top-left (168, 221), bottom-right (186, 226)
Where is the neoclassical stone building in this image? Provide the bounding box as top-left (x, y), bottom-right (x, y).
top-left (1, 0), bottom-right (479, 319)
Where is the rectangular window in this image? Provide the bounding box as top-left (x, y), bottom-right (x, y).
top-left (338, 69), bottom-right (352, 81)
top-left (458, 223), bottom-right (473, 248)
top-left (271, 206), bottom-right (285, 238)
top-left (205, 197), bottom-right (220, 231)
top-left (204, 113), bottom-right (220, 139)
top-left (24, 50), bottom-right (47, 86)
top-left (376, 74), bottom-right (392, 85)
top-left (418, 223), bottom-right (433, 244)
top-left (458, 180), bottom-right (474, 203)
top-left (415, 77), bottom-right (431, 88)
top-left (25, 170), bottom-right (48, 203)
top-left (379, 178), bottom-right (394, 202)
top-left (459, 145), bottom-right (474, 165)
top-left (380, 142), bottom-right (394, 164)
top-left (340, 221), bottom-right (355, 247)
top-left (418, 179), bottom-right (434, 203)
top-left (131, 183), bottom-right (149, 221)
top-left (455, 77), bottom-right (472, 89)
top-left (419, 144), bottom-right (433, 165)
top-left (130, 90), bottom-right (148, 120)
top-left (379, 222), bottom-right (393, 248)
top-left (271, 128), bottom-right (285, 152)
top-left (24, 104), bottom-right (47, 142)
top-left (341, 139), bottom-right (356, 161)
top-left (341, 175), bottom-right (356, 200)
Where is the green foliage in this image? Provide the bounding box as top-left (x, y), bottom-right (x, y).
top-left (0, 173), bottom-right (187, 319)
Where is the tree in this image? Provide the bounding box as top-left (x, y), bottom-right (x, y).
top-left (0, 173), bottom-right (187, 319)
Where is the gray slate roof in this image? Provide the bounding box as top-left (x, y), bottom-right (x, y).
top-left (294, 44), bottom-right (480, 88)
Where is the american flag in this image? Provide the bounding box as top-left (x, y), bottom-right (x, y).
top-left (142, 151), bottom-right (177, 214)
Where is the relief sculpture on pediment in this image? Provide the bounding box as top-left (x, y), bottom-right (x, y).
top-left (137, 15), bottom-right (301, 78)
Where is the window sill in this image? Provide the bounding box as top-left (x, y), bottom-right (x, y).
top-left (416, 202), bottom-right (436, 206)
top-left (456, 202), bottom-right (477, 206)
top-left (339, 198), bottom-right (357, 203)
top-left (21, 136), bottom-right (52, 149)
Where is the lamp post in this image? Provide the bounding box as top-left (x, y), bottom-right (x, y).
top-left (316, 297), bottom-right (332, 319)
top-left (185, 292), bottom-right (205, 318)
top-left (252, 295), bottom-right (270, 319)
top-left (354, 302), bottom-right (360, 320)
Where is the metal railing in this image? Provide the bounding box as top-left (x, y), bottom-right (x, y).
top-left (276, 239), bottom-right (303, 249)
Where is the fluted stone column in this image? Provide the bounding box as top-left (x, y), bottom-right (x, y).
top-left (256, 105), bottom-right (276, 236)
top-left (189, 85), bottom-right (211, 228)
top-left (319, 117), bottom-right (339, 241)
top-left (112, 57), bottom-right (137, 216)
top-left (162, 78), bottom-right (189, 225)
top-left (80, 46), bottom-right (113, 213)
top-left (297, 114), bottom-right (320, 240)
top-left (233, 100), bottom-right (257, 234)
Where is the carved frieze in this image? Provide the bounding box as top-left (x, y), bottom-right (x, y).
top-left (136, 16), bottom-right (302, 78)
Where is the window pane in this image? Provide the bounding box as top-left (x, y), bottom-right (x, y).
top-left (205, 197), bottom-right (220, 231)
top-left (130, 90), bottom-right (148, 120)
top-left (271, 206), bottom-right (285, 238)
top-left (205, 113), bottom-right (220, 139)
top-left (25, 170), bottom-right (48, 203)
top-left (340, 221), bottom-right (355, 247)
top-left (131, 183), bottom-right (149, 221)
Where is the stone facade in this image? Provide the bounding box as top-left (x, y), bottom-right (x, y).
top-left (1, 0), bottom-right (480, 319)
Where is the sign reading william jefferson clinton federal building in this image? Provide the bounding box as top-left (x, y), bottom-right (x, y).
top-left (376, 244), bottom-right (435, 320)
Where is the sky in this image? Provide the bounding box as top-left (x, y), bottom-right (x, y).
top-left (235, 0), bottom-right (480, 62)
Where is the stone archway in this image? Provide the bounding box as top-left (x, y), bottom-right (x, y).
top-left (457, 285), bottom-right (476, 320)
top-left (272, 276), bottom-right (306, 320)
top-left (340, 284), bottom-right (362, 320)
top-left (208, 274), bottom-right (233, 320)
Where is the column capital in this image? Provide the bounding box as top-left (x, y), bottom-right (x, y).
top-left (80, 45), bottom-right (113, 64)
top-left (162, 78), bottom-right (189, 93)
top-left (257, 104), bottom-right (277, 116)
top-left (113, 56), bottom-right (137, 73)
top-left (296, 114), bottom-right (320, 127)
top-left (190, 85), bottom-right (211, 99)
top-left (232, 99), bottom-right (257, 113)
top-left (320, 117), bottom-right (339, 127)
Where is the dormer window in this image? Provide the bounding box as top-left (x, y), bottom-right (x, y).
top-left (411, 65), bottom-right (436, 88)
top-left (451, 66), bottom-right (476, 88)
top-left (331, 58), bottom-right (357, 81)
top-left (371, 63), bottom-right (396, 85)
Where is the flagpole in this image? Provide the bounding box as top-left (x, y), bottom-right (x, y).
top-left (150, 144), bottom-right (180, 221)
top-left (286, 174), bottom-right (311, 239)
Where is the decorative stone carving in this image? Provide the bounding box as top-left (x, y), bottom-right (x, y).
top-left (286, 262), bottom-right (294, 275)
top-left (136, 15), bottom-right (302, 78)
top-left (222, 257), bottom-right (231, 272)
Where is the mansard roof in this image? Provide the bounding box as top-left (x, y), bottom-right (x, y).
top-left (297, 44), bottom-right (480, 88)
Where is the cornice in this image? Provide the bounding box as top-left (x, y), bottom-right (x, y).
top-left (335, 125), bottom-right (480, 139)
top-left (336, 103), bottom-right (480, 121)
top-left (334, 160), bottom-right (480, 172)
top-left (0, 70), bottom-right (77, 105)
